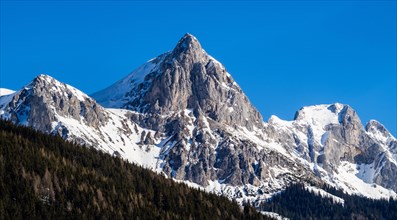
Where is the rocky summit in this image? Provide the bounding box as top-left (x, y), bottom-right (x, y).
top-left (92, 33), bottom-right (263, 131)
top-left (1, 34), bottom-right (396, 205)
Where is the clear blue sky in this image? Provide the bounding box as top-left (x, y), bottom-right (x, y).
top-left (1, 1), bottom-right (396, 136)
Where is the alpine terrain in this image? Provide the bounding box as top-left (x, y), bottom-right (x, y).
top-left (1, 33), bottom-right (396, 209)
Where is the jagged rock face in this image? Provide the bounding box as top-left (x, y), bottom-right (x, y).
top-left (158, 113), bottom-right (319, 188)
top-left (1, 75), bottom-right (108, 132)
top-left (93, 33), bottom-right (263, 132)
top-left (274, 104), bottom-right (369, 171)
top-left (372, 155), bottom-right (397, 191)
top-left (267, 103), bottom-right (397, 192)
top-left (366, 120), bottom-right (395, 146)
top-left (365, 120), bottom-right (397, 191)
top-left (320, 105), bottom-right (364, 170)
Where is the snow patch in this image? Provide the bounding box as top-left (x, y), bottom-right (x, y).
top-left (305, 185), bottom-right (345, 206)
top-left (356, 163), bottom-right (376, 184)
top-left (334, 161), bottom-right (397, 199)
top-left (261, 211), bottom-right (289, 220)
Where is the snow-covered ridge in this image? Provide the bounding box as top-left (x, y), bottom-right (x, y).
top-left (36, 74), bottom-right (90, 102)
top-left (91, 52), bottom-right (169, 108)
top-left (366, 120), bottom-right (396, 144)
top-left (0, 88), bottom-right (15, 96)
top-left (294, 103), bottom-right (344, 123)
top-left (0, 89), bottom-right (16, 107)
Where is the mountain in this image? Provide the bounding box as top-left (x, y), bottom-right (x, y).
top-left (0, 74), bottom-right (163, 168)
top-left (266, 104), bottom-right (397, 197)
top-left (1, 33), bottom-right (396, 208)
top-left (93, 33), bottom-right (314, 194)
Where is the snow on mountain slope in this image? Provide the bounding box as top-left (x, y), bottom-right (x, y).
top-left (335, 161), bottom-right (396, 199)
top-left (0, 89), bottom-right (16, 113)
top-left (294, 103), bottom-right (344, 146)
top-left (0, 88), bottom-right (15, 96)
top-left (91, 52), bottom-right (169, 109)
top-left (53, 107), bottom-right (164, 168)
top-left (294, 103), bottom-right (343, 125)
top-left (366, 120), bottom-right (396, 147)
top-left (305, 185), bottom-right (345, 205)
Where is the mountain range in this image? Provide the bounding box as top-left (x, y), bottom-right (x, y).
top-left (1, 33), bottom-right (396, 207)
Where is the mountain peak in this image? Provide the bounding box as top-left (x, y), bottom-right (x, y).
top-left (171, 33), bottom-right (204, 57)
top-left (366, 120), bottom-right (386, 131)
top-left (35, 73), bottom-right (53, 80)
top-left (1, 73), bottom-right (107, 132)
top-left (294, 103), bottom-right (345, 122)
top-left (366, 120), bottom-right (394, 142)
top-left (93, 34), bottom-right (264, 131)
top-left (31, 74), bottom-right (57, 86)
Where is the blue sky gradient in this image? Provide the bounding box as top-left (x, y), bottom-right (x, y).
top-left (1, 1), bottom-right (396, 135)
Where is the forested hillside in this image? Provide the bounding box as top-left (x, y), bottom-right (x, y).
top-left (0, 120), bottom-right (269, 220)
top-left (258, 184), bottom-right (397, 220)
